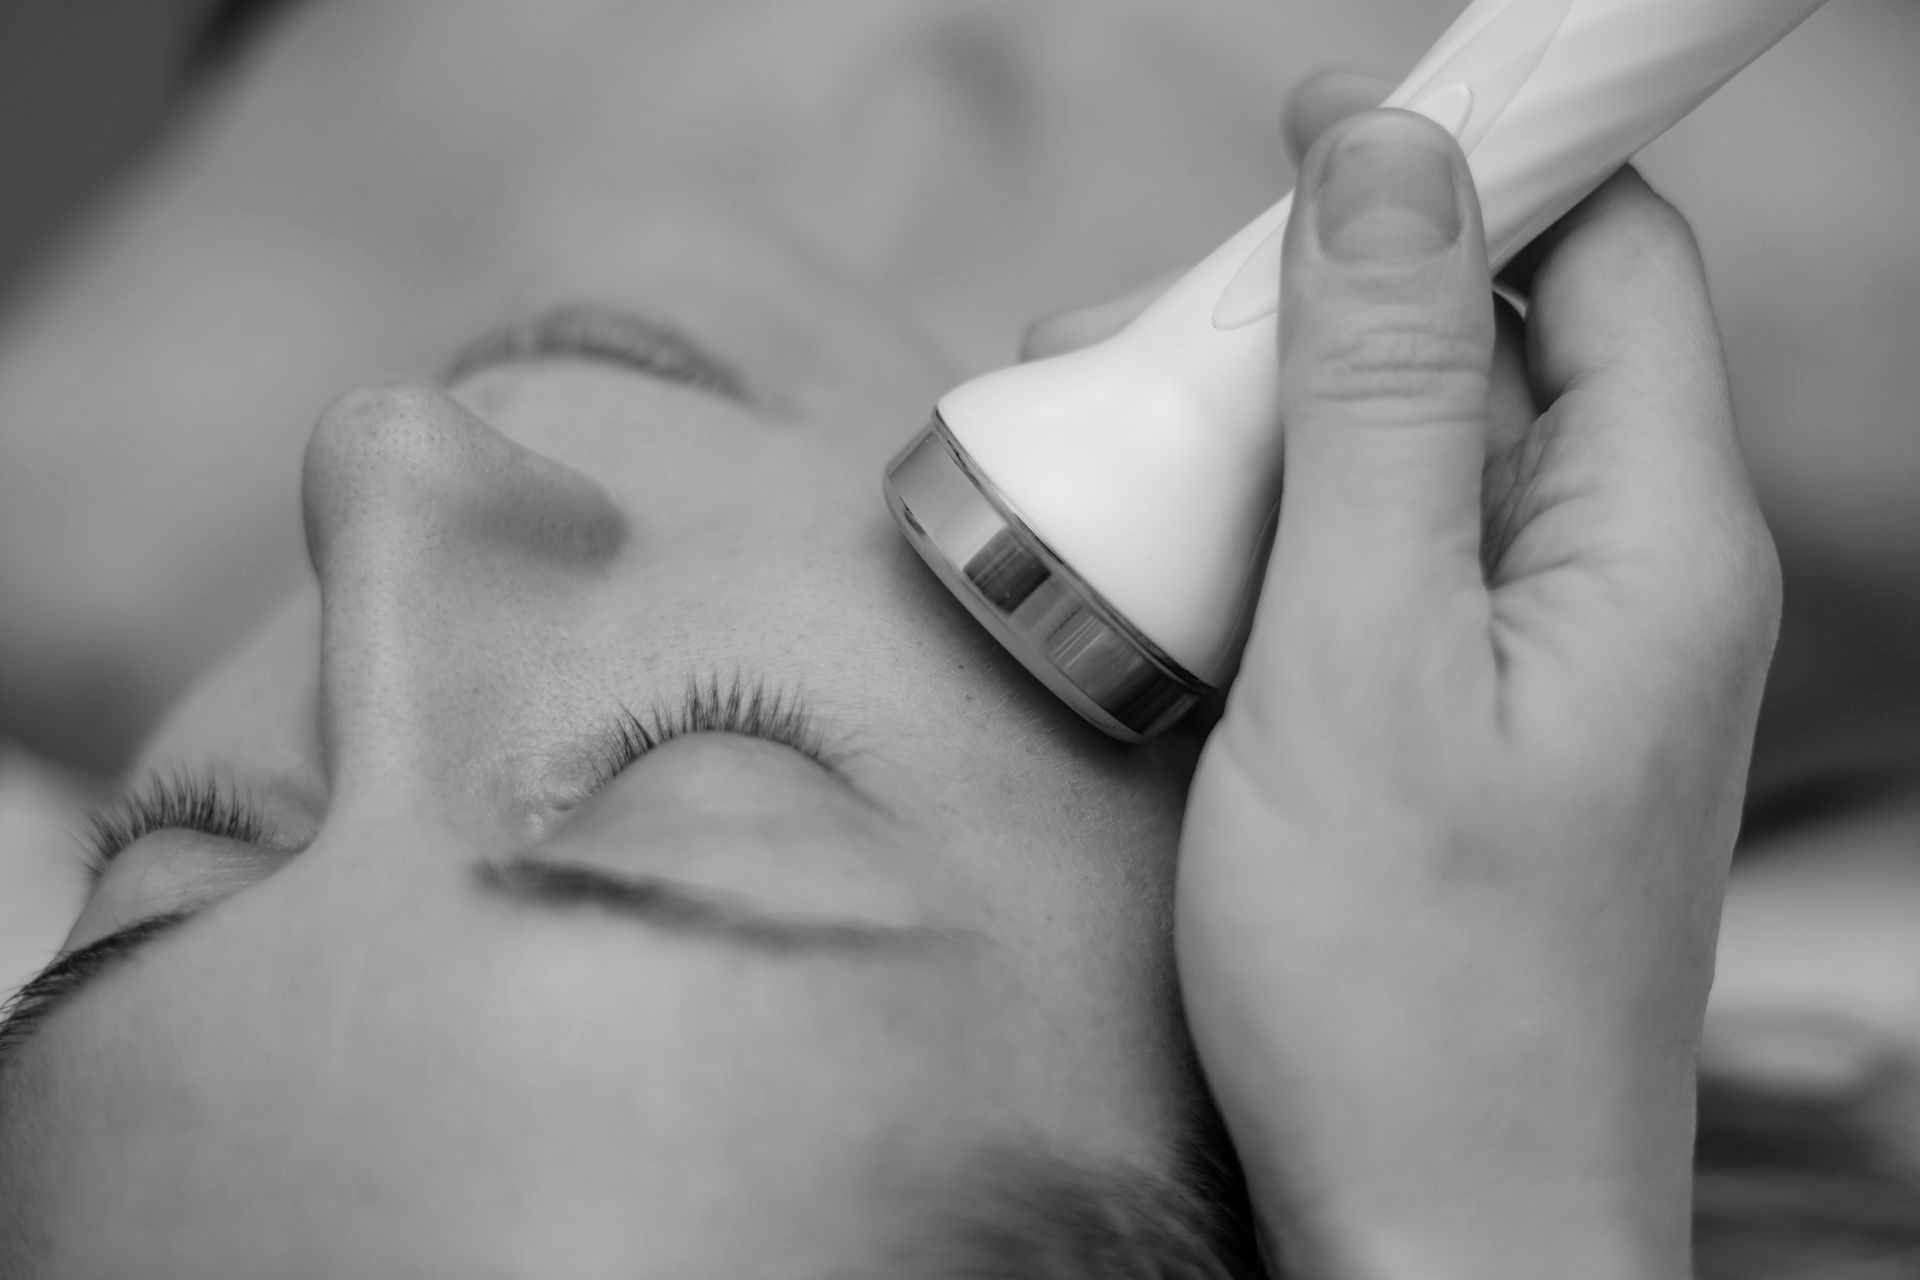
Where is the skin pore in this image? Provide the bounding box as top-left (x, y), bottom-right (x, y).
top-left (0, 209), bottom-right (1224, 1276)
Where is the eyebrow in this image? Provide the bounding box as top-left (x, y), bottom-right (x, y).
top-left (0, 850), bottom-right (952, 1077)
top-left (475, 856), bottom-right (955, 954)
top-left (443, 303), bottom-right (753, 404)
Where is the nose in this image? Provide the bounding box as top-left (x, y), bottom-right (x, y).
top-left (301, 383), bottom-right (626, 801)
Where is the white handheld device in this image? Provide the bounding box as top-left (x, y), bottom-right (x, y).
top-left (884, 0), bottom-right (1830, 739)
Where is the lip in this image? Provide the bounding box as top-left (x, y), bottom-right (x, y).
top-left (444, 302), bottom-right (756, 405)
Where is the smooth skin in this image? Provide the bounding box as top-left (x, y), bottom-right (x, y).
top-left (1041, 85), bottom-right (1780, 1280)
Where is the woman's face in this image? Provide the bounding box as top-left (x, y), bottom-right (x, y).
top-left (1, 212), bottom-right (1212, 1276)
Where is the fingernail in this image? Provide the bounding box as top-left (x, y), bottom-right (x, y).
top-left (1315, 114), bottom-right (1462, 263)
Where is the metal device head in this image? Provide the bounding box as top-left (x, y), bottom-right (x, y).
top-left (883, 416), bottom-right (1210, 741)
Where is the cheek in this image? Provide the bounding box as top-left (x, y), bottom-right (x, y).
top-left (127, 587), bottom-right (328, 810)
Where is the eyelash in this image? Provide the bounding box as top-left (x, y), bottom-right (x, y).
top-left (79, 673), bottom-right (836, 878)
top-left (592, 672), bottom-right (840, 789)
top-left (80, 772), bottom-right (269, 880)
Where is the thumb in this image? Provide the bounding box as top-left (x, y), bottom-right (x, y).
top-left (1269, 109), bottom-right (1495, 633)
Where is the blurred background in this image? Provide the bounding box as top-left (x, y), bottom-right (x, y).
top-left (0, 1), bottom-right (247, 296)
top-left (0, 0), bottom-right (267, 992)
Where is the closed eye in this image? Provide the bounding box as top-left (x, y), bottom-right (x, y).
top-left (78, 675), bottom-right (858, 885)
top-left (80, 772), bottom-right (271, 884)
top-left (591, 670), bottom-right (852, 792)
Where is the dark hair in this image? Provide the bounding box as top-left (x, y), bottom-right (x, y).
top-left (909, 1141), bottom-right (1257, 1279)
top-left (4, 1067), bottom-right (1916, 1277)
top-left (3, 1000), bottom-right (1914, 1278)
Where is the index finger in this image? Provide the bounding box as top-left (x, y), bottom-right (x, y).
top-left (1283, 71), bottom-right (1393, 169)
top-left (1508, 167), bottom-right (1735, 449)
top-left (1500, 168), bottom-right (1780, 654)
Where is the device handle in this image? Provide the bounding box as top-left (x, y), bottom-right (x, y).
top-left (1118, 0), bottom-right (1829, 455)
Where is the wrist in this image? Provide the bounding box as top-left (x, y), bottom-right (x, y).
top-left (1227, 1065), bottom-right (1697, 1280)
top-left (1258, 1185), bottom-right (1692, 1280)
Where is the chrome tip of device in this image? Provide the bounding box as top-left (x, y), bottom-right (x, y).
top-left (882, 414), bottom-right (1211, 742)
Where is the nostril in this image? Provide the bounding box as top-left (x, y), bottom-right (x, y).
top-left (301, 380), bottom-right (627, 574)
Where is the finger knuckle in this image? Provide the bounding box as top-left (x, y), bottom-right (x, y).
top-left (1293, 319), bottom-right (1488, 420)
top-left (1597, 181), bottom-right (1703, 275)
top-left (1631, 198), bottom-right (1701, 267)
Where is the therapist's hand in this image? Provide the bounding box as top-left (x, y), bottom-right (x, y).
top-left (1162, 107), bottom-right (1778, 1280)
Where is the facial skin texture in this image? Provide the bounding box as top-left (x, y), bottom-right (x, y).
top-left (0, 213), bottom-right (1215, 1277)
